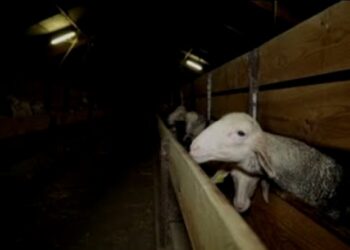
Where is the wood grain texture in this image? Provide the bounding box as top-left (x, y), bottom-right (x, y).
top-left (192, 1), bottom-right (350, 95)
top-left (258, 1), bottom-right (350, 85)
top-left (273, 189), bottom-right (350, 244)
top-left (211, 94), bottom-right (249, 118)
top-left (211, 54), bottom-right (250, 93)
top-left (196, 80), bottom-right (350, 151)
top-left (245, 190), bottom-right (350, 250)
top-left (195, 94), bottom-right (249, 120)
top-left (193, 53), bottom-right (250, 96)
top-left (195, 98), bottom-right (207, 116)
top-left (258, 81), bottom-right (350, 150)
top-left (193, 74), bottom-right (208, 97)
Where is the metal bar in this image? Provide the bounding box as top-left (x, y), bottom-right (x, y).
top-left (207, 73), bottom-right (212, 122)
top-left (248, 48), bottom-right (260, 119)
top-left (60, 38), bottom-right (78, 65)
top-left (56, 5), bottom-right (84, 35)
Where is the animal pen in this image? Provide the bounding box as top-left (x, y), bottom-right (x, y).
top-left (158, 1), bottom-right (350, 249)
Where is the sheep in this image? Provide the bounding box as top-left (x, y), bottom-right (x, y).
top-left (167, 105), bottom-right (187, 126)
top-left (167, 105), bottom-right (187, 142)
top-left (167, 107), bottom-right (207, 147)
top-left (172, 109), bottom-right (266, 212)
top-left (230, 169), bottom-right (270, 213)
top-left (184, 111), bottom-right (206, 140)
top-left (189, 112), bottom-right (343, 217)
top-left (167, 107), bottom-right (206, 141)
top-left (209, 167), bottom-right (269, 213)
top-left (8, 96), bottom-right (33, 118)
top-left (31, 101), bottom-right (45, 115)
top-left (182, 111), bottom-right (206, 150)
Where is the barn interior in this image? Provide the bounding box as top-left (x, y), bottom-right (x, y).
top-left (1, 0), bottom-right (347, 249)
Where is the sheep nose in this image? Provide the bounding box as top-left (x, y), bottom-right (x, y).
top-left (235, 204), bottom-right (247, 212)
top-left (234, 200), bottom-right (250, 213)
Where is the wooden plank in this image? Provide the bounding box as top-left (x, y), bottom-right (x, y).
top-left (245, 190), bottom-right (349, 250)
top-left (196, 81), bottom-right (350, 151)
top-left (192, 1), bottom-right (350, 96)
top-left (195, 97), bottom-right (207, 116)
top-left (193, 54), bottom-right (250, 96)
top-left (258, 1), bottom-right (350, 85)
top-left (196, 94), bottom-right (249, 120)
top-left (273, 189), bottom-right (350, 243)
top-left (258, 81), bottom-right (350, 151)
top-left (181, 83), bottom-right (192, 102)
top-left (159, 119), bottom-right (266, 250)
top-left (0, 116), bottom-right (50, 139)
top-left (181, 83), bottom-right (195, 109)
top-left (216, 54), bottom-right (250, 93)
top-left (212, 94), bottom-right (249, 118)
top-left (193, 74), bottom-right (208, 97)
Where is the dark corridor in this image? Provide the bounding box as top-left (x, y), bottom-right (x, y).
top-left (0, 116), bottom-right (159, 250)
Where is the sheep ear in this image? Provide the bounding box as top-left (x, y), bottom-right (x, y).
top-left (261, 180), bottom-right (270, 203)
top-left (255, 148), bottom-right (275, 178)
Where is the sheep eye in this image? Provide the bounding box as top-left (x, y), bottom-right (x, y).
top-left (237, 130), bottom-right (246, 137)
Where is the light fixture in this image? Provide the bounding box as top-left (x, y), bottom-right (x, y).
top-left (185, 59), bottom-right (203, 72)
top-left (182, 50), bottom-right (209, 65)
top-left (50, 31), bottom-right (77, 45)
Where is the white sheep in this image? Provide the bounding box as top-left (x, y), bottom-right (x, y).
top-left (8, 96), bottom-right (33, 118)
top-left (190, 112), bottom-right (343, 215)
top-left (230, 169), bottom-right (269, 212)
top-left (210, 167), bottom-right (269, 213)
top-left (31, 101), bottom-right (45, 115)
top-left (183, 111), bottom-right (206, 142)
top-left (167, 105), bottom-right (187, 126)
top-left (167, 105), bottom-right (187, 141)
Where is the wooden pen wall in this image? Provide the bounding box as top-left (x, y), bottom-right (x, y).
top-left (181, 1), bottom-right (350, 249)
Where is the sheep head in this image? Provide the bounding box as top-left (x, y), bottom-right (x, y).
top-left (190, 112), bottom-right (273, 176)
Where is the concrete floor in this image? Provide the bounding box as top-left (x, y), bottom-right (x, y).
top-left (0, 119), bottom-right (157, 250)
top-left (66, 157), bottom-right (156, 250)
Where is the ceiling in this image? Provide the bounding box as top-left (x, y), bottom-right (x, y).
top-left (5, 0), bottom-right (340, 86)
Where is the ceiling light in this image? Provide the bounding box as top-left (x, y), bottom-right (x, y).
top-left (50, 31), bottom-right (77, 45)
top-left (185, 59), bottom-right (203, 72)
top-left (181, 50), bottom-right (209, 65)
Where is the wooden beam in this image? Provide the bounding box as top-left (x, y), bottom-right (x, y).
top-left (193, 74), bottom-right (207, 97)
top-left (194, 80), bottom-right (350, 150)
top-left (217, 54), bottom-right (250, 93)
top-left (245, 189), bottom-right (349, 250)
top-left (191, 1), bottom-right (350, 97)
top-left (193, 54), bottom-right (250, 96)
top-left (258, 81), bottom-right (350, 151)
top-left (195, 94), bottom-right (249, 119)
top-left (194, 80), bottom-right (350, 151)
top-left (159, 119), bottom-right (266, 250)
top-left (0, 116), bottom-right (50, 139)
top-left (195, 97), bottom-right (207, 115)
top-left (258, 1), bottom-right (350, 85)
top-left (212, 94), bottom-right (249, 118)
